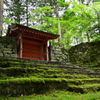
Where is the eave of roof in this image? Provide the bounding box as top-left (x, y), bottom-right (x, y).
top-left (6, 23), bottom-right (59, 38)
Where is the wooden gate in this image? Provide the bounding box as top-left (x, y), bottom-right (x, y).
top-left (22, 40), bottom-right (41, 60)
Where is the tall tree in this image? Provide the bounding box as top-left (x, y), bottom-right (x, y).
top-left (4, 0), bottom-right (25, 24)
top-left (4, 0), bottom-right (36, 25)
top-left (26, 0), bottom-right (29, 26)
top-left (54, 0), bottom-right (62, 46)
top-left (0, 0), bottom-right (3, 36)
top-left (23, 0), bottom-right (37, 26)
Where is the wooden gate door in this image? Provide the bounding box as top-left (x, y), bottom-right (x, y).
top-left (22, 40), bottom-right (41, 60)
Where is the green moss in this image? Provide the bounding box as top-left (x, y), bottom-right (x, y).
top-left (0, 77), bottom-right (95, 85)
top-left (1, 57), bottom-right (100, 96)
top-left (68, 83), bottom-right (100, 93)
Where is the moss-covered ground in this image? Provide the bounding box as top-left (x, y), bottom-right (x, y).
top-left (1, 90), bottom-right (100, 100)
top-left (0, 59), bottom-right (100, 99)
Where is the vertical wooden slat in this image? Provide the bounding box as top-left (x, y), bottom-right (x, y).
top-left (20, 34), bottom-right (23, 58)
top-left (40, 43), bottom-right (43, 60)
top-left (46, 41), bottom-right (49, 61)
top-left (17, 35), bottom-right (20, 58)
top-left (16, 37), bottom-right (18, 58)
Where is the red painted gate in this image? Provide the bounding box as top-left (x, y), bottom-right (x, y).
top-left (22, 40), bottom-right (41, 60)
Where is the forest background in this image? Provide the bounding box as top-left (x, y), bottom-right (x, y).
top-left (1, 0), bottom-right (100, 49)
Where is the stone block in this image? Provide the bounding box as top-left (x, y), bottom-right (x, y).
top-left (51, 54), bottom-right (55, 56)
top-left (3, 51), bottom-right (12, 54)
top-left (3, 48), bottom-right (12, 51)
top-left (56, 49), bottom-right (61, 51)
top-left (54, 50), bottom-right (57, 53)
top-left (12, 49), bottom-right (17, 53)
top-left (11, 54), bottom-right (17, 57)
top-left (52, 46), bottom-right (56, 49)
top-left (55, 46), bottom-right (60, 49)
top-left (0, 53), bottom-right (3, 56)
top-left (59, 58), bottom-right (63, 61)
top-left (4, 54), bottom-right (10, 57)
top-left (0, 45), bottom-right (4, 48)
top-left (51, 60), bottom-right (56, 61)
top-left (0, 43), bottom-right (3, 47)
top-left (0, 48), bottom-right (4, 52)
top-left (51, 57), bottom-right (56, 59)
top-left (7, 44), bottom-right (13, 47)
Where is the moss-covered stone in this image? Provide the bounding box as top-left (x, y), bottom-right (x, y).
top-left (0, 37), bottom-right (17, 58)
top-left (68, 41), bottom-right (100, 67)
top-left (0, 57), bottom-right (100, 97)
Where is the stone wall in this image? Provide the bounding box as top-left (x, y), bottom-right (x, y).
top-left (49, 41), bottom-right (100, 66)
top-left (68, 41), bottom-right (100, 66)
top-left (48, 45), bottom-right (69, 62)
top-left (0, 37), bottom-right (17, 57)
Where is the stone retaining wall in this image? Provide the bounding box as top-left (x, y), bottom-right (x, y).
top-left (48, 45), bottom-right (69, 62)
top-left (0, 37), bottom-right (17, 57)
top-left (49, 41), bottom-right (100, 66)
top-left (68, 41), bottom-right (100, 65)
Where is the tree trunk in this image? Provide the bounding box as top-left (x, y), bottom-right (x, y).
top-left (86, 31), bottom-right (90, 42)
top-left (54, 0), bottom-right (62, 47)
top-left (26, 0), bottom-right (29, 27)
top-left (0, 0), bottom-right (3, 36)
top-left (17, 15), bottom-right (20, 24)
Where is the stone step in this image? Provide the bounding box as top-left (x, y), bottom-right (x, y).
top-left (1, 54), bottom-right (100, 97)
top-left (0, 66), bottom-right (100, 79)
top-left (68, 78), bottom-right (100, 85)
top-left (0, 57), bottom-right (68, 66)
top-left (1, 60), bottom-right (99, 75)
top-left (0, 77), bottom-right (100, 96)
top-left (0, 77), bottom-right (73, 96)
top-left (68, 83), bottom-right (100, 93)
top-left (1, 65), bottom-right (99, 77)
top-left (1, 58), bottom-right (100, 74)
top-left (0, 67), bottom-right (87, 79)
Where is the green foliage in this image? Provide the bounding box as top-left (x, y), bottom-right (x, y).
top-left (30, 6), bottom-right (58, 34)
top-left (29, 0), bottom-right (100, 47)
top-left (3, 0), bottom-right (100, 46)
top-left (61, 32), bottom-right (73, 49)
top-left (30, 5), bottom-right (61, 45)
top-left (59, 1), bottom-right (100, 46)
top-left (92, 33), bottom-right (100, 42)
top-left (93, 0), bottom-right (100, 2)
top-left (3, 18), bottom-right (12, 24)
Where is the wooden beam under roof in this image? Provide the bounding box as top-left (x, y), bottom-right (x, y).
top-left (6, 23), bottom-right (59, 39)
